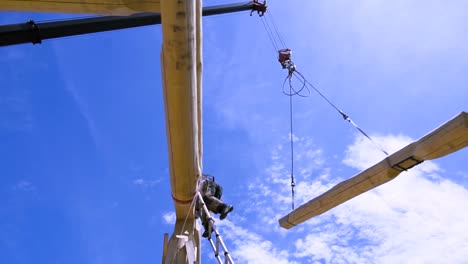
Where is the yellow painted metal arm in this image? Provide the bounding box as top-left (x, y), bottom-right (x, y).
top-left (280, 111), bottom-right (468, 229)
top-left (0, 0), bottom-right (160, 15)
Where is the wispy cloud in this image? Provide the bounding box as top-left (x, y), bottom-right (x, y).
top-left (335, 134), bottom-right (467, 262)
top-left (343, 133), bottom-right (412, 169)
top-left (62, 80), bottom-right (101, 151)
top-left (162, 212), bottom-right (176, 225)
top-left (51, 43), bottom-right (102, 153)
top-left (246, 135), bottom-right (335, 217)
top-left (284, 1), bottom-right (468, 73)
top-left (0, 88), bottom-right (33, 131)
top-left (13, 180), bottom-right (36, 192)
top-left (292, 133), bottom-right (468, 263)
top-left (217, 219), bottom-right (298, 264)
top-left (132, 178), bottom-right (161, 188)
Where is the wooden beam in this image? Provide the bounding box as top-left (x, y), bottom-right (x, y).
top-left (161, 0), bottom-right (202, 262)
top-left (280, 111), bottom-right (468, 229)
top-left (0, 0), bottom-right (160, 15)
top-left (162, 233), bottom-right (168, 263)
top-left (160, 0), bottom-right (201, 219)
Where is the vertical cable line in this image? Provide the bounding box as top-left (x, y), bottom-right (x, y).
top-left (258, 8), bottom-right (389, 212)
top-left (288, 82), bottom-right (296, 210)
top-left (260, 18), bottom-right (277, 52)
top-left (267, 11), bottom-right (286, 48)
top-left (260, 16), bottom-right (279, 51)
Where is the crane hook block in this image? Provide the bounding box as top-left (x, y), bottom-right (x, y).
top-left (278, 48), bottom-right (292, 65)
top-left (278, 48), bottom-right (295, 73)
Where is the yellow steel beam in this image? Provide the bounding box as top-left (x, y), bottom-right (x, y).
top-left (0, 0), bottom-right (160, 15)
top-left (280, 111), bottom-right (468, 229)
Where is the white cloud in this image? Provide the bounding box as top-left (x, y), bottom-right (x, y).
top-left (133, 179), bottom-right (145, 185)
top-left (14, 181), bottom-right (36, 192)
top-left (217, 219), bottom-right (297, 264)
top-left (285, 1), bottom-right (468, 72)
top-left (163, 212), bottom-right (176, 225)
top-left (343, 133), bottom-right (412, 169)
top-left (62, 81), bottom-right (101, 151)
top-left (291, 133), bottom-right (468, 263)
top-left (219, 133), bottom-right (468, 263)
top-left (133, 178), bottom-right (161, 188)
top-left (241, 135), bottom-right (337, 234)
top-left (204, 136), bottom-right (332, 263)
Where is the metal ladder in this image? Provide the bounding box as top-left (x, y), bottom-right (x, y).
top-left (196, 192), bottom-right (235, 264)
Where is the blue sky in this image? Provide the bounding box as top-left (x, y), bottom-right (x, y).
top-left (1, 1), bottom-right (467, 263)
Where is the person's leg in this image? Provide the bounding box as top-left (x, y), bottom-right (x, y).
top-left (204, 195), bottom-right (226, 214)
top-left (220, 204), bottom-right (234, 220)
top-left (200, 210), bottom-right (212, 238)
top-left (200, 193), bottom-right (216, 238)
top-left (202, 183), bottom-right (232, 218)
top-left (203, 194), bottom-right (233, 220)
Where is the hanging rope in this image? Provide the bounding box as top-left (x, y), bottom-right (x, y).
top-left (258, 7), bottom-right (390, 211)
top-left (179, 176), bottom-right (204, 236)
top-left (260, 10), bottom-right (305, 210)
top-left (279, 51), bottom-right (307, 210)
top-left (260, 15), bottom-right (279, 53)
top-left (289, 85), bottom-right (296, 210)
top-left (295, 72), bottom-right (389, 156)
top-left (287, 76), bottom-right (298, 210)
top-left (282, 70), bottom-right (309, 97)
top-left (266, 11), bottom-right (287, 48)
top-left (281, 65), bottom-right (311, 210)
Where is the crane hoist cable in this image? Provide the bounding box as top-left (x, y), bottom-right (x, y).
top-left (260, 11), bottom-right (301, 210)
top-left (296, 73), bottom-right (389, 156)
top-left (259, 10), bottom-right (390, 211)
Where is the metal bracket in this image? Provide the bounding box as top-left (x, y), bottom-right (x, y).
top-left (251, 0), bottom-right (267, 17)
top-left (27, 20), bottom-right (42, 45)
top-left (392, 156), bottom-right (423, 172)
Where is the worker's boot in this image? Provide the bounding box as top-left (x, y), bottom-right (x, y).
top-left (202, 223), bottom-right (212, 238)
top-left (220, 205), bottom-right (234, 220)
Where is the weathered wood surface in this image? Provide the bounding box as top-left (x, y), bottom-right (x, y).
top-left (280, 112), bottom-right (468, 229)
top-left (0, 0), bottom-right (160, 15)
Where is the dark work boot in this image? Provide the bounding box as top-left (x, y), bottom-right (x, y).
top-left (202, 224), bottom-right (212, 238)
top-left (220, 205), bottom-right (233, 220)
